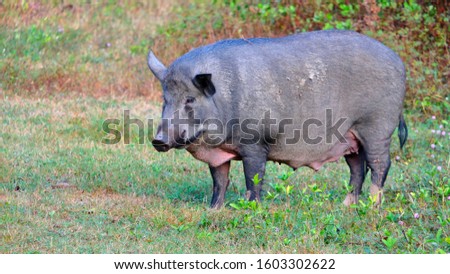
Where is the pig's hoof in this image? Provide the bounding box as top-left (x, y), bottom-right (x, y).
top-left (343, 194), bottom-right (357, 206)
top-left (370, 185), bottom-right (383, 206)
top-left (210, 201), bottom-right (224, 210)
top-left (210, 205), bottom-right (222, 210)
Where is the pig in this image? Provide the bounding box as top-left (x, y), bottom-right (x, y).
top-left (148, 30), bottom-right (407, 209)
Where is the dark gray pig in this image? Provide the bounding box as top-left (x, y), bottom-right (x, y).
top-left (148, 30), bottom-right (407, 209)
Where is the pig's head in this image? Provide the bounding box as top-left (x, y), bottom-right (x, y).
top-left (148, 50), bottom-right (218, 152)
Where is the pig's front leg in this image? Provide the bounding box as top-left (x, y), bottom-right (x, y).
top-left (209, 161), bottom-right (231, 209)
top-left (241, 145), bottom-right (268, 202)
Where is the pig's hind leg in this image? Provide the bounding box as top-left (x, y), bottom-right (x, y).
top-left (358, 130), bottom-right (393, 206)
top-left (343, 148), bottom-right (368, 206)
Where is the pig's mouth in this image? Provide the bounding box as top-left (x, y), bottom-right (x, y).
top-left (153, 129), bottom-right (205, 152)
top-left (173, 129), bottom-right (205, 149)
top-left (152, 139), bottom-right (171, 152)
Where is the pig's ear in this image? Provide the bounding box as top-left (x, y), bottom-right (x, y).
top-left (192, 74), bottom-right (216, 97)
top-left (147, 50), bottom-right (167, 81)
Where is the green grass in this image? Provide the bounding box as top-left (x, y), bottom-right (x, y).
top-left (1, 96), bottom-right (448, 253)
top-left (1, 0), bottom-right (173, 99)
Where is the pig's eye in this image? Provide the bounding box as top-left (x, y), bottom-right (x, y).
top-left (185, 96), bottom-right (196, 104)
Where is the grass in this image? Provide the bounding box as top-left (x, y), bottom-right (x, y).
top-left (1, 96), bottom-right (449, 253)
top-left (0, 0), bottom-right (449, 254)
top-left (1, 0), bottom-right (174, 99)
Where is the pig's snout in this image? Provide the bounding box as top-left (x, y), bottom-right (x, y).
top-left (152, 138), bottom-right (170, 152)
top-left (152, 132), bottom-right (170, 152)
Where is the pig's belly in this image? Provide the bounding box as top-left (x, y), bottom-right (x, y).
top-left (187, 131), bottom-right (359, 170)
top-left (187, 144), bottom-right (240, 167)
top-left (268, 130), bottom-right (360, 171)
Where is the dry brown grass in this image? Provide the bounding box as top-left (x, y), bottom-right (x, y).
top-left (1, 0), bottom-right (180, 100)
top-left (2, 1), bottom-right (448, 118)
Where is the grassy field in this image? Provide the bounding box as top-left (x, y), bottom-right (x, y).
top-left (1, 96), bottom-right (449, 253)
top-left (1, 1), bottom-right (449, 253)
